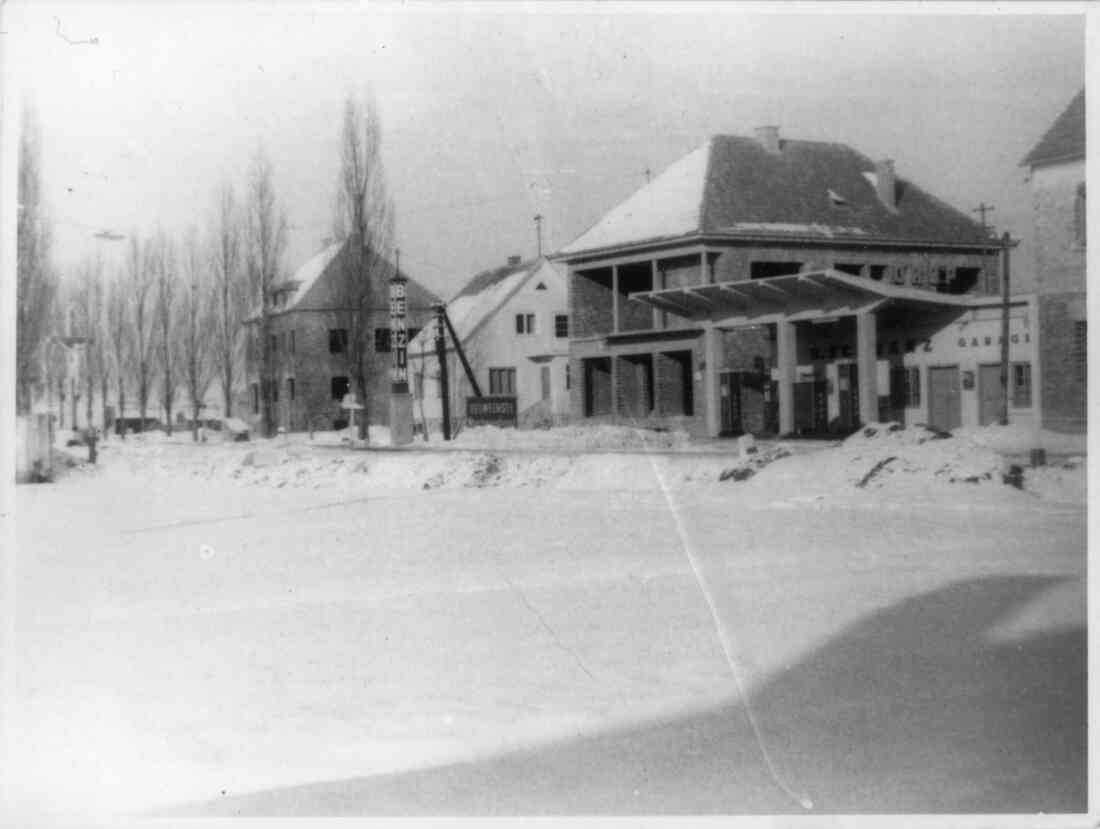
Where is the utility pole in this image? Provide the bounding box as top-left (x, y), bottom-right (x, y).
top-left (973, 202), bottom-right (996, 235)
top-left (534, 214), bottom-right (543, 259)
top-left (999, 231), bottom-right (1012, 426)
top-left (433, 303), bottom-right (451, 441)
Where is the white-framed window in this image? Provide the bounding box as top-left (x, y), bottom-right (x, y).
top-left (515, 313), bottom-right (535, 335)
top-left (489, 367), bottom-right (516, 395)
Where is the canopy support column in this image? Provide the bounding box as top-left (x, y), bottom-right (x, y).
top-left (776, 320), bottom-right (797, 436)
top-left (703, 324), bottom-right (722, 437)
top-left (856, 310), bottom-right (879, 426)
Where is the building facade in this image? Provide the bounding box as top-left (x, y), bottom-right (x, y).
top-left (410, 256), bottom-right (571, 430)
top-left (244, 239), bottom-right (440, 433)
top-left (557, 128), bottom-right (1033, 438)
top-left (1022, 89), bottom-right (1087, 433)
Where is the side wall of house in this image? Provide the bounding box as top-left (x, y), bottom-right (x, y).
top-left (1031, 161), bottom-right (1087, 433)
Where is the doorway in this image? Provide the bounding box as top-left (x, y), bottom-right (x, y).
top-left (978, 363), bottom-right (1002, 426)
top-left (928, 365), bottom-right (962, 431)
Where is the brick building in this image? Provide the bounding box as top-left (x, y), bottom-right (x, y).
top-left (556, 128), bottom-right (1034, 438)
top-left (244, 239), bottom-right (440, 433)
top-left (1022, 89), bottom-right (1087, 433)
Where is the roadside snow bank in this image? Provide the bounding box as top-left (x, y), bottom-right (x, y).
top-left (451, 424), bottom-right (692, 452)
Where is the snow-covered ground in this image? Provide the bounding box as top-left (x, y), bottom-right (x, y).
top-left (9, 424), bottom-right (1087, 819)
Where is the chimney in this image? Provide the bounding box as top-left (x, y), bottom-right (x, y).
top-left (507, 254), bottom-right (522, 267)
top-left (754, 125), bottom-right (781, 154)
top-left (875, 159), bottom-right (897, 211)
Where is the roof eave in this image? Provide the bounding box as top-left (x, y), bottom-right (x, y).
top-left (1020, 150), bottom-right (1086, 169)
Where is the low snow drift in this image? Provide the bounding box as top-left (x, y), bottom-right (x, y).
top-left (451, 424), bottom-right (692, 452)
top-left (723, 422), bottom-right (1077, 497)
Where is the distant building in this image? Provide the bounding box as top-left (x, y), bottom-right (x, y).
top-left (409, 256), bottom-right (570, 430)
top-left (1021, 89), bottom-right (1086, 433)
top-left (244, 239), bottom-right (440, 433)
top-left (556, 127), bottom-right (1032, 438)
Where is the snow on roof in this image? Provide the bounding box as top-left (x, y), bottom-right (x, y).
top-left (559, 140), bottom-right (711, 255)
top-left (410, 259), bottom-right (564, 355)
top-left (284, 241), bottom-right (344, 309)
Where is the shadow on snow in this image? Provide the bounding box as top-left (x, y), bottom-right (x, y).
top-left (164, 574), bottom-right (1085, 816)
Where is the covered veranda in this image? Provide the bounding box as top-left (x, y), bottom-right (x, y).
top-left (629, 269), bottom-right (980, 437)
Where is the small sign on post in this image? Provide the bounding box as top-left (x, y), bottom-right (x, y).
top-left (466, 396), bottom-right (518, 429)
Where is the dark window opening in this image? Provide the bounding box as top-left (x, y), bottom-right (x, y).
top-left (375, 328), bottom-right (392, 353)
top-left (949, 267), bottom-right (981, 295)
top-left (251, 384), bottom-right (259, 414)
top-left (565, 362), bottom-right (571, 390)
top-left (618, 261), bottom-right (654, 332)
top-left (489, 367), bottom-right (516, 395)
top-left (659, 350), bottom-right (694, 416)
top-left (555, 314), bottom-right (569, 338)
top-left (331, 376), bottom-right (350, 401)
top-left (834, 263), bottom-right (864, 277)
top-left (535, 281), bottom-right (547, 290)
top-left (1012, 362), bottom-right (1032, 408)
top-left (270, 334), bottom-right (278, 354)
top-left (583, 357), bottom-right (612, 417)
top-left (288, 378), bottom-right (295, 401)
top-left (515, 314), bottom-right (535, 335)
top-left (617, 353), bottom-right (655, 418)
top-left (272, 381), bottom-right (279, 403)
top-left (329, 328), bottom-right (348, 354)
top-left (868, 265), bottom-right (887, 281)
top-left (289, 330), bottom-right (296, 354)
top-left (750, 261), bottom-right (802, 280)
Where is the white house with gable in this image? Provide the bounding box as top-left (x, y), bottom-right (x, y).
top-left (409, 255), bottom-right (570, 430)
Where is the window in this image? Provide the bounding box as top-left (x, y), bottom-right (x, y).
top-left (834, 263), bottom-right (865, 277)
top-left (272, 381), bottom-right (279, 403)
top-left (287, 378), bottom-right (295, 401)
top-left (535, 281), bottom-right (547, 291)
top-left (515, 313), bottom-right (535, 335)
top-left (251, 383), bottom-right (259, 414)
top-left (565, 362), bottom-right (571, 390)
top-left (1074, 322), bottom-right (1087, 383)
top-left (329, 329), bottom-right (348, 354)
top-left (868, 265), bottom-right (887, 281)
top-left (375, 328), bottom-right (392, 353)
top-left (489, 367), bottom-right (516, 395)
top-left (331, 376), bottom-right (350, 401)
top-left (554, 314), bottom-right (569, 338)
top-left (279, 331), bottom-right (286, 353)
top-left (1075, 183), bottom-right (1086, 247)
top-left (271, 334), bottom-right (278, 354)
top-left (750, 261), bottom-right (802, 279)
top-left (1012, 362), bottom-right (1032, 408)
top-left (289, 330), bottom-right (296, 354)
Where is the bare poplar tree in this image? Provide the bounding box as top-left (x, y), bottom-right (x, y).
top-left (333, 93), bottom-right (395, 442)
top-left (245, 148), bottom-right (287, 439)
top-left (127, 233), bottom-right (157, 430)
top-left (106, 269), bottom-right (132, 437)
top-left (152, 230), bottom-right (179, 434)
top-left (72, 255), bottom-right (109, 432)
top-left (181, 227), bottom-right (216, 441)
top-left (211, 183), bottom-right (245, 419)
top-left (16, 105), bottom-right (58, 414)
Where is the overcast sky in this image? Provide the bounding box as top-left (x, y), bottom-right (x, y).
top-left (7, 3), bottom-right (1090, 298)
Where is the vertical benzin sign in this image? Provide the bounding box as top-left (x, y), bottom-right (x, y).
top-left (389, 274), bottom-right (409, 393)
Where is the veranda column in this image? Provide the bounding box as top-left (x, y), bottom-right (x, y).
top-left (776, 320), bottom-right (797, 436)
top-left (703, 324), bottom-right (722, 437)
top-left (856, 310), bottom-right (879, 426)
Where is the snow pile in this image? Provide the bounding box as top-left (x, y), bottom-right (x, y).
top-left (1022, 456), bottom-right (1087, 502)
top-left (451, 424), bottom-right (692, 452)
top-left (953, 423), bottom-right (1088, 457)
top-left (738, 423), bottom-right (1013, 495)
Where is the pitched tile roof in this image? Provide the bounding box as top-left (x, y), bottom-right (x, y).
top-left (559, 133), bottom-right (993, 257)
top-left (1021, 88), bottom-right (1086, 168)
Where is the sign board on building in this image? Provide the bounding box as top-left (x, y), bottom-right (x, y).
top-left (389, 276), bottom-right (408, 392)
top-left (466, 396), bottom-right (518, 428)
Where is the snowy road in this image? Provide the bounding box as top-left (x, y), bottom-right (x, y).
top-left (9, 435), bottom-right (1087, 818)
